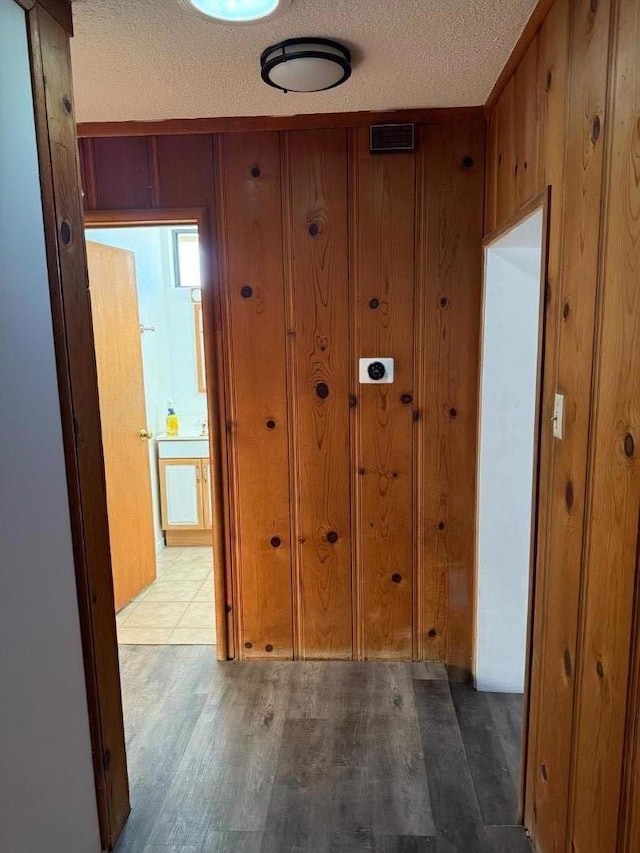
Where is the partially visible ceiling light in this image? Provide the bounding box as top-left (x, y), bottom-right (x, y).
top-left (260, 38), bottom-right (351, 93)
top-left (183, 0), bottom-right (291, 24)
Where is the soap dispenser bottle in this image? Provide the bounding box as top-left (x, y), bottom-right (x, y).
top-left (166, 401), bottom-right (179, 437)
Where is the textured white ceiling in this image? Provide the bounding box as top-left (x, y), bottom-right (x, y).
top-left (70, 0), bottom-right (537, 123)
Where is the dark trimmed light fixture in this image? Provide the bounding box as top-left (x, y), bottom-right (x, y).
top-left (260, 38), bottom-right (351, 93)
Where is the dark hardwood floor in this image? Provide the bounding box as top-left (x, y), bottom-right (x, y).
top-left (114, 647), bottom-right (531, 853)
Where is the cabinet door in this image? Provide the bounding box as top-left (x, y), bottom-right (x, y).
top-left (202, 459), bottom-right (212, 530)
top-left (160, 459), bottom-right (204, 530)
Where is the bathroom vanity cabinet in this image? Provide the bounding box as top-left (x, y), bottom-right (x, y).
top-left (157, 436), bottom-right (212, 546)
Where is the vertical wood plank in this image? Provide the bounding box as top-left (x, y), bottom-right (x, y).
top-left (570, 0), bottom-right (640, 844)
top-left (529, 0), bottom-right (612, 847)
top-left (77, 137), bottom-right (97, 210)
top-left (536, 0), bottom-right (571, 191)
top-left (282, 129), bottom-right (352, 659)
top-left (352, 130), bottom-right (416, 660)
top-left (515, 35), bottom-right (541, 207)
top-left (92, 136), bottom-right (153, 209)
top-left (496, 77), bottom-right (517, 226)
top-left (524, 0), bottom-right (571, 830)
top-left (420, 120), bottom-right (485, 678)
top-left (484, 109), bottom-right (499, 235)
top-left (218, 132), bottom-right (293, 659)
top-left (155, 134), bottom-right (215, 208)
top-left (522, 0), bottom-right (571, 830)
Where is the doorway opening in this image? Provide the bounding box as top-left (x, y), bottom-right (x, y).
top-left (471, 198), bottom-right (548, 823)
top-left (86, 221), bottom-right (218, 647)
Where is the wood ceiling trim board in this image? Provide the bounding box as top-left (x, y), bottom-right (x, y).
top-left (76, 107), bottom-right (485, 139)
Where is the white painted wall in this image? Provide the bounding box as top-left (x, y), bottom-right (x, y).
top-left (0, 1), bottom-right (102, 849)
top-left (475, 210), bottom-right (543, 694)
top-left (88, 226), bottom-right (208, 551)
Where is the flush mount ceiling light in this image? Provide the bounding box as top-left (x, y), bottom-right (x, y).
top-left (260, 38), bottom-right (351, 93)
top-left (183, 0), bottom-right (291, 24)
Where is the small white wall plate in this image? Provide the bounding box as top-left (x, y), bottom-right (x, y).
top-left (359, 357), bottom-right (394, 384)
top-left (553, 392), bottom-right (564, 440)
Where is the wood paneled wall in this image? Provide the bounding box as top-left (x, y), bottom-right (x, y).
top-left (485, 0), bottom-right (640, 849)
top-left (78, 117), bottom-right (484, 669)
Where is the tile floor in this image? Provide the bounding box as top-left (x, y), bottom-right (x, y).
top-left (116, 546), bottom-right (216, 646)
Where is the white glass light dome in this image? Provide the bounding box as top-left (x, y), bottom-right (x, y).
top-left (183, 0), bottom-right (290, 24)
top-left (261, 39), bottom-right (351, 93)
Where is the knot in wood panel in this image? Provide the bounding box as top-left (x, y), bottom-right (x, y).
top-left (565, 479), bottom-right (574, 511)
top-left (60, 219), bottom-right (72, 245)
top-left (623, 432), bottom-right (635, 459)
top-left (564, 648), bottom-right (573, 678)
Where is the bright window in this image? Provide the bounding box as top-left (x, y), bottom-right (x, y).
top-left (172, 228), bottom-right (201, 289)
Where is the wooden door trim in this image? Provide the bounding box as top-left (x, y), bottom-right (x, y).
top-left (619, 507), bottom-right (640, 849)
top-left (84, 207), bottom-right (231, 662)
top-left (26, 4), bottom-right (128, 848)
top-left (194, 303), bottom-right (206, 393)
top-left (14, 0), bottom-right (72, 33)
top-left (476, 187), bottom-right (552, 822)
top-left (482, 190), bottom-right (550, 247)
